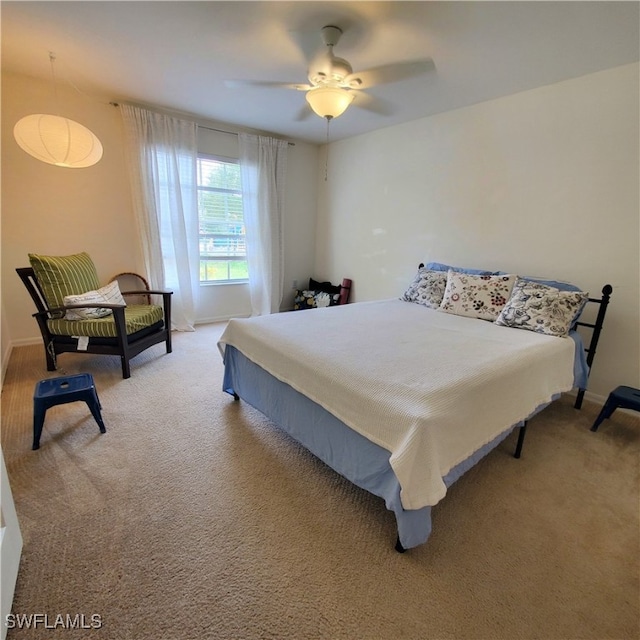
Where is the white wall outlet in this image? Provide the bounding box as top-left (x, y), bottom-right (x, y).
top-left (292, 279), bottom-right (298, 290)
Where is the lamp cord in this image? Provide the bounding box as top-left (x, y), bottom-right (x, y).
top-left (48, 51), bottom-right (94, 105)
top-left (49, 51), bottom-right (60, 114)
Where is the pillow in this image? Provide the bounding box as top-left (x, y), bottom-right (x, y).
top-left (64, 291), bottom-right (112, 320)
top-left (294, 289), bottom-right (340, 310)
top-left (97, 280), bottom-right (127, 306)
top-left (64, 281), bottom-right (126, 320)
top-left (308, 278), bottom-right (342, 295)
top-left (29, 252), bottom-right (101, 317)
top-left (426, 262), bottom-right (497, 276)
top-left (495, 272), bottom-right (582, 293)
top-left (495, 278), bottom-right (589, 337)
top-left (401, 268), bottom-right (448, 309)
top-left (439, 271), bottom-right (516, 321)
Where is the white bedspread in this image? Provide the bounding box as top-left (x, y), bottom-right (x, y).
top-left (218, 299), bottom-right (575, 510)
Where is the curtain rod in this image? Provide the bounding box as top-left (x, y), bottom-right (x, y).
top-left (197, 123), bottom-right (295, 146)
top-left (110, 102), bottom-right (294, 146)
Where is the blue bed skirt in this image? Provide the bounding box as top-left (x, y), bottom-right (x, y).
top-left (222, 345), bottom-right (523, 549)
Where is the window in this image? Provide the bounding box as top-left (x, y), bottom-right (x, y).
top-left (197, 155), bottom-right (248, 283)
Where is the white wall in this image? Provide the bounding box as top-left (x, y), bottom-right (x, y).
top-left (2, 72), bottom-right (143, 350)
top-left (4, 65), bottom-right (637, 398)
top-left (1, 71), bottom-right (319, 365)
top-left (315, 63), bottom-right (639, 399)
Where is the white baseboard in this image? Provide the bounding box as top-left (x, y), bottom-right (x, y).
top-left (567, 387), bottom-right (640, 419)
top-left (194, 314), bottom-right (250, 325)
top-left (1, 343), bottom-right (12, 389)
top-left (9, 337), bottom-right (41, 348)
top-left (2, 338), bottom-right (41, 389)
top-left (567, 388), bottom-right (607, 407)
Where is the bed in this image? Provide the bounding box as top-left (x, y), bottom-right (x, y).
top-left (217, 263), bottom-right (612, 551)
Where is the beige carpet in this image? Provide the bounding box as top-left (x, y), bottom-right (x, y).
top-left (2, 323), bottom-right (638, 640)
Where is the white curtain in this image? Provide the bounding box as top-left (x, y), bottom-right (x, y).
top-left (120, 104), bottom-right (199, 331)
top-left (238, 133), bottom-right (288, 316)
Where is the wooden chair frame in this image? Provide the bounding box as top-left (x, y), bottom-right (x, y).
top-left (16, 267), bottom-right (173, 379)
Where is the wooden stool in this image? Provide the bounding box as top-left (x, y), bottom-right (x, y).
top-left (33, 373), bottom-right (106, 450)
top-left (591, 386), bottom-right (640, 432)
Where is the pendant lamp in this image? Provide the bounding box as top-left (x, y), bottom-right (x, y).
top-left (13, 53), bottom-right (103, 168)
top-left (305, 86), bottom-right (354, 120)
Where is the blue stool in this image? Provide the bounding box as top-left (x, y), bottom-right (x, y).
top-left (33, 373), bottom-right (106, 450)
top-left (591, 386), bottom-right (640, 432)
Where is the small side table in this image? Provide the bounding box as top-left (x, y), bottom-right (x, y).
top-left (591, 386), bottom-right (640, 432)
top-left (33, 373), bottom-right (106, 450)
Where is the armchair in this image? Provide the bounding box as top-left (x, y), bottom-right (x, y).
top-left (17, 252), bottom-right (172, 379)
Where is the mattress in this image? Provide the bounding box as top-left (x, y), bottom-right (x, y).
top-left (218, 299), bottom-right (580, 510)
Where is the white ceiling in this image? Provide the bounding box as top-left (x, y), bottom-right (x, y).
top-left (2, 1), bottom-right (639, 145)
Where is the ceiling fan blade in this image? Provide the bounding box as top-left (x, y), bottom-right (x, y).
top-left (294, 103), bottom-right (313, 122)
top-left (287, 27), bottom-right (324, 64)
top-left (225, 80), bottom-right (312, 91)
top-left (351, 91), bottom-right (394, 116)
top-left (345, 58), bottom-right (435, 89)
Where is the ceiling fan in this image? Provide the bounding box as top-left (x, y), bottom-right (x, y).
top-left (226, 25), bottom-right (434, 121)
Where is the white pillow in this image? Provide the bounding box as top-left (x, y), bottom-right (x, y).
top-left (438, 271), bottom-right (516, 321)
top-left (64, 281), bottom-right (126, 320)
top-left (97, 280), bottom-right (127, 306)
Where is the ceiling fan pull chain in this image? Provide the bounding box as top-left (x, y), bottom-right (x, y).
top-left (324, 116), bottom-right (332, 181)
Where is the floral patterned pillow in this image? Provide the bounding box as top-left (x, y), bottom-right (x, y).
top-left (439, 271), bottom-right (516, 321)
top-left (401, 268), bottom-right (448, 309)
top-left (294, 289), bottom-right (340, 310)
top-left (495, 278), bottom-right (588, 337)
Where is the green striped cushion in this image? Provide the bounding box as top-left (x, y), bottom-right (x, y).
top-left (47, 305), bottom-right (164, 338)
top-left (29, 252), bottom-right (101, 317)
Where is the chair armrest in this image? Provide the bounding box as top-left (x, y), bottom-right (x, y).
top-left (47, 294), bottom-right (172, 317)
top-left (120, 289), bottom-right (172, 296)
top-left (32, 309), bottom-right (53, 320)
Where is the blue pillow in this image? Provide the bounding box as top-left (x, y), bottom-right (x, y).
top-left (494, 271), bottom-right (582, 292)
top-left (521, 278), bottom-right (582, 293)
top-left (426, 262), bottom-right (497, 276)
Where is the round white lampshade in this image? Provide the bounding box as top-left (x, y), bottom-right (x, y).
top-left (305, 87), bottom-right (354, 119)
top-left (13, 114), bottom-right (103, 168)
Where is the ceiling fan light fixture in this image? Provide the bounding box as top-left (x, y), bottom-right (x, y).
top-left (305, 86), bottom-right (354, 120)
top-left (14, 114), bottom-right (103, 168)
